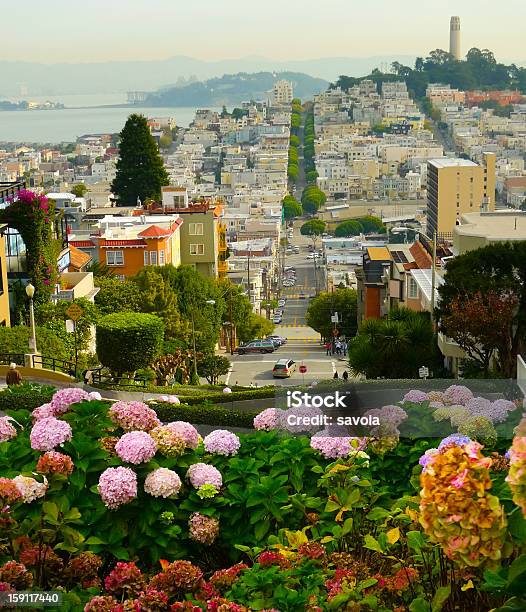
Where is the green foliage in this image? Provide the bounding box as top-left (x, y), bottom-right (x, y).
top-left (289, 134), bottom-right (300, 147)
top-left (0, 382), bottom-right (54, 413)
top-left (96, 312), bottom-right (164, 375)
top-left (111, 113), bottom-right (169, 205)
top-left (282, 195), bottom-right (303, 220)
top-left (70, 184), bottom-right (87, 197)
top-left (300, 218), bottom-right (326, 236)
top-left (306, 288), bottom-right (358, 339)
top-left (348, 308), bottom-right (438, 379)
top-left (94, 277), bottom-right (142, 315)
top-left (335, 220), bottom-right (363, 237)
top-left (0, 325), bottom-right (69, 360)
top-left (152, 400), bottom-right (256, 427)
top-left (306, 169), bottom-right (319, 184)
top-left (301, 185), bottom-right (326, 214)
top-left (133, 268), bottom-right (189, 340)
top-left (237, 313), bottom-right (275, 342)
top-left (197, 354), bottom-right (231, 385)
top-left (86, 261), bottom-right (115, 278)
top-left (358, 215), bottom-right (386, 233)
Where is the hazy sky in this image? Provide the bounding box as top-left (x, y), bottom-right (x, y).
top-left (5, 0), bottom-right (525, 63)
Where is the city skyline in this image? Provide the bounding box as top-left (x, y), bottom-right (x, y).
top-left (4, 0), bottom-right (526, 64)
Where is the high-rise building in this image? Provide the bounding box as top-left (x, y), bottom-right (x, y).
top-left (427, 153), bottom-right (496, 239)
top-left (449, 16), bottom-right (461, 60)
top-left (272, 80), bottom-right (293, 106)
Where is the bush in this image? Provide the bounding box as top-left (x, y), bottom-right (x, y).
top-left (197, 355), bottom-right (231, 384)
top-left (0, 382), bottom-right (55, 413)
top-left (96, 312), bottom-right (164, 375)
top-left (0, 326), bottom-right (69, 360)
top-left (151, 401), bottom-right (257, 427)
top-left (145, 386), bottom-right (275, 404)
top-left (335, 220), bottom-right (364, 237)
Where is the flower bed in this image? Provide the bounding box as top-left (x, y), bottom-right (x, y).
top-left (1, 385), bottom-right (526, 610)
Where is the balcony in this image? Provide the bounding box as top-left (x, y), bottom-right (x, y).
top-left (217, 259), bottom-right (228, 276)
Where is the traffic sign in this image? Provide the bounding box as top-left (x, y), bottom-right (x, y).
top-left (65, 303), bottom-right (84, 321)
top-left (299, 365), bottom-right (307, 374)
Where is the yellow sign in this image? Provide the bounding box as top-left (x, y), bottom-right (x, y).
top-left (65, 303), bottom-right (84, 322)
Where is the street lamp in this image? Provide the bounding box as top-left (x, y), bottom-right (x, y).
top-left (25, 283), bottom-right (37, 354)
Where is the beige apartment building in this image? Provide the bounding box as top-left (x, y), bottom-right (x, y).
top-left (426, 153), bottom-right (496, 239)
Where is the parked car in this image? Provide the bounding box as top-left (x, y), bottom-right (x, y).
top-left (236, 340), bottom-right (276, 355)
top-left (272, 315), bottom-right (282, 324)
top-left (267, 338), bottom-right (282, 348)
top-left (278, 299), bottom-right (286, 307)
top-left (272, 359), bottom-right (296, 378)
top-left (299, 292), bottom-right (306, 299)
top-left (268, 335), bottom-right (288, 345)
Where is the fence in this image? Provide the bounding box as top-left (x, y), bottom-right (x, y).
top-left (90, 368), bottom-right (147, 390)
top-left (0, 353), bottom-right (77, 377)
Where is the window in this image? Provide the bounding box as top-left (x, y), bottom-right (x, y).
top-left (118, 275), bottom-right (126, 282)
top-left (189, 223), bottom-right (204, 236)
top-left (408, 277), bottom-right (418, 299)
top-left (190, 243), bottom-right (204, 255)
top-left (144, 250), bottom-right (149, 266)
top-left (150, 251), bottom-right (158, 265)
top-left (106, 250), bottom-right (124, 266)
top-left (159, 250), bottom-right (165, 265)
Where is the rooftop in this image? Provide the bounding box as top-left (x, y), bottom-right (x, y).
top-left (367, 247), bottom-right (391, 261)
top-left (428, 158), bottom-right (478, 169)
top-left (455, 211), bottom-right (526, 241)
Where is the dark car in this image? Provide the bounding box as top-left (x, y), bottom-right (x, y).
top-left (236, 340), bottom-right (276, 355)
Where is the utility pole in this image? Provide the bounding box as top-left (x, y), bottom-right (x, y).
top-left (430, 231), bottom-right (437, 325)
top-left (228, 289), bottom-right (234, 355)
top-left (247, 247), bottom-right (251, 308)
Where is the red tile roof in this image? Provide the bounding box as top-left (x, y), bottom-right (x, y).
top-left (70, 240), bottom-right (94, 248)
top-left (101, 240), bottom-right (146, 247)
top-left (409, 241), bottom-right (432, 269)
top-left (138, 225), bottom-right (171, 238)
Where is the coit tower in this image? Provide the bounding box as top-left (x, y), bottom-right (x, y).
top-left (449, 16), bottom-right (461, 60)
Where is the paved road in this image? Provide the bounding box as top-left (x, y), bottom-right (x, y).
top-left (226, 340), bottom-right (344, 387)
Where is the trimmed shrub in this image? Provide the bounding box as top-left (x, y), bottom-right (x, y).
top-left (96, 312), bottom-right (164, 375)
top-left (0, 382), bottom-right (55, 413)
top-left (151, 401), bottom-right (257, 427)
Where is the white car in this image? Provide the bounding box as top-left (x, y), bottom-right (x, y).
top-left (307, 253), bottom-right (321, 259)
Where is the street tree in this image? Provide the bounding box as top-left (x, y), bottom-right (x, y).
top-left (71, 184), bottom-right (88, 198)
top-left (300, 219), bottom-right (326, 236)
top-left (197, 354), bottom-right (231, 385)
top-left (111, 114), bottom-right (169, 205)
top-left (282, 195), bottom-right (303, 219)
top-left (306, 288), bottom-right (358, 339)
top-left (335, 220), bottom-right (363, 237)
top-left (301, 185), bottom-right (327, 214)
top-left (94, 277), bottom-right (142, 315)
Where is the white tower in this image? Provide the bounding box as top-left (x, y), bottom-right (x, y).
top-left (449, 16), bottom-right (461, 60)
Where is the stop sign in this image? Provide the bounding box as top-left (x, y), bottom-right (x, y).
top-left (299, 365), bottom-right (307, 374)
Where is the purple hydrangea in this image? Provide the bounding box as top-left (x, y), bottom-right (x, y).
top-left (419, 448), bottom-right (439, 471)
top-left (402, 390), bottom-right (428, 404)
top-left (203, 430), bottom-right (240, 456)
top-left (253, 408), bottom-right (279, 431)
top-left (438, 434), bottom-right (472, 450)
top-left (98, 467), bottom-right (137, 509)
top-left (277, 406), bottom-right (324, 434)
top-left (443, 385), bottom-right (474, 406)
top-left (50, 388), bottom-right (91, 415)
top-left (0, 416), bottom-right (17, 443)
top-left (186, 463), bottom-right (222, 490)
top-left (165, 421), bottom-right (199, 449)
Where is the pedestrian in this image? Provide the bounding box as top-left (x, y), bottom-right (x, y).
top-left (6, 363), bottom-right (22, 386)
top-left (325, 341), bottom-right (331, 356)
top-left (342, 370), bottom-right (349, 381)
top-left (333, 371), bottom-right (339, 379)
top-left (342, 341), bottom-right (348, 357)
top-left (335, 341), bottom-right (341, 356)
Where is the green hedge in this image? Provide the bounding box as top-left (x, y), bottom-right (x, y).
top-left (146, 385), bottom-right (276, 404)
top-left (150, 401), bottom-right (257, 428)
top-left (0, 383), bottom-right (55, 413)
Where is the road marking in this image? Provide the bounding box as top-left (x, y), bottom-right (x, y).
top-left (331, 361), bottom-right (336, 374)
top-left (225, 365), bottom-right (233, 385)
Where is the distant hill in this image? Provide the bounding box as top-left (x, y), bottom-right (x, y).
top-left (143, 72), bottom-right (329, 106)
top-left (0, 55), bottom-right (414, 97)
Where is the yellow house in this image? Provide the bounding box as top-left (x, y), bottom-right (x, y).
top-left (0, 225), bottom-right (10, 326)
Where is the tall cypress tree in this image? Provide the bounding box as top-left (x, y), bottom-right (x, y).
top-left (111, 114), bottom-right (169, 205)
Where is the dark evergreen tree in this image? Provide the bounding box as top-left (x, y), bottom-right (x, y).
top-left (111, 114), bottom-right (169, 205)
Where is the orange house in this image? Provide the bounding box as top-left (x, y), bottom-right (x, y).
top-left (71, 219), bottom-right (183, 279)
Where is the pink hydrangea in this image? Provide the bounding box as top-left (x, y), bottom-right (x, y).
top-left (165, 421), bottom-right (199, 449)
top-left (402, 390), bottom-right (428, 404)
top-left (31, 403), bottom-right (56, 421)
top-left (98, 467), bottom-right (137, 509)
top-left (13, 476), bottom-right (47, 503)
top-left (310, 436), bottom-right (355, 459)
top-left (0, 416), bottom-right (17, 443)
top-left (443, 385), bottom-right (474, 406)
top-left (465, 397), bottom-right (492, 416)
top-left (109, 401), bottom-right (161, 432)
top-left (253, 408), bottom-right (279, 431)
top-left (188, 513), bottom-right (219, 545)
top-left (203, 430), bottom-right (240, 456)
top-left (278, 406), bottom-right (324, 433)
top-left (115, 431), bottom-right (157, 464)
top-left (51, 388), bottom-right (91, 414)
top-left (186, 463), bottom-right (222, 490)
top-left (144, 468), bottom-right (182, 498)
top-left (88, 391), bottom-right (102, 401)
top-left (30, 417), bottom-right (72, 451)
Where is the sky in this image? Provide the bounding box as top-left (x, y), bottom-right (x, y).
top-left (4, 0), bottom-right (526, 64)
